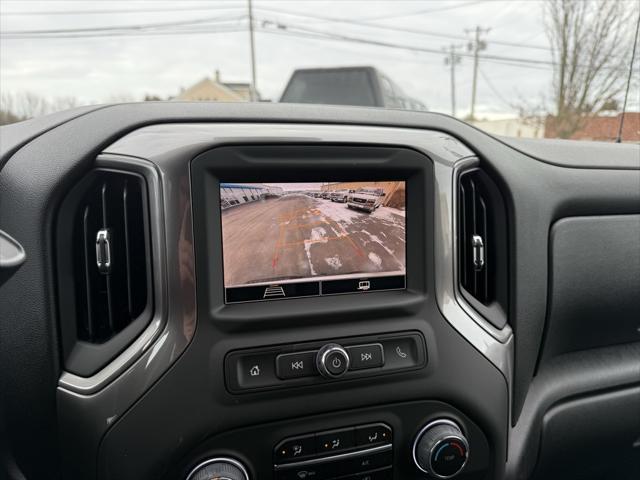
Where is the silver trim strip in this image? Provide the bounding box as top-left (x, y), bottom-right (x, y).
top-left (186, 457), bottom-right (250, 480)
top-left (274, 443), bottom-right (392, 470)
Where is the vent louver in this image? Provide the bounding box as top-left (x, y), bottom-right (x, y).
top-left (73, 171), bottom-right (150, 343)
top-left (58, 168), bottom-right (154, 376)
top-left (457, 168), bottom-right (508, 329)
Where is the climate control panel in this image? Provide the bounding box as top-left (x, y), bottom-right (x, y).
top-left (274, 423), bottom-right (393, 480)
top-left (225, 332), bottom-right (426, 393)
top-left (177, 401), bottom-right (490, 480)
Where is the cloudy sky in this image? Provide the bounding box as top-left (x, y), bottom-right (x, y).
top-left (1, 0), bottom-right (638, 118)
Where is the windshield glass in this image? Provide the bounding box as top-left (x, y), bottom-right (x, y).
top-left (1, 0), bottom-right (638, 141)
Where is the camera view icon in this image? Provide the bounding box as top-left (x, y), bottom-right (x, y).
top-left (357, 280), bottom-right (371, 291)
top-left (264, 285), bottom-right (286, 298)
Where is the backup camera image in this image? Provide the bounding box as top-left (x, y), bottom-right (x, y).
top-left (221, 181), bottom-right (406, 302)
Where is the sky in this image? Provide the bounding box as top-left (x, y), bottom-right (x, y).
top-left (1, 0), bottom-right (638, 119)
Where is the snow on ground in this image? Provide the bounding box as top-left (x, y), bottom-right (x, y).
top-left (303, 242), bottom-right (317, 275)
top-left (361, 229), bottom-right (396, 255)
top-left (368, 252), bottom-right (382, 267)
top-left (314, 200), bottom-right (362, 225)
top-left (303, 227), bottom-right (329, 275)
top-left (315, 199), bottom-right (405, 227)
top-left (325, 256), bottom-right (343, 270)
top-left (310, 226), bottom-right (328, 242)
top-left (371, 206), bottom-right (406, 223)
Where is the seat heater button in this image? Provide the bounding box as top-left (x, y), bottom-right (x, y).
top-left (316, 427), bottom-right (355, 454)
top-left (355, 424), bottom-right (392, 447)
top-left (275, 434), bottom-right (316, 462)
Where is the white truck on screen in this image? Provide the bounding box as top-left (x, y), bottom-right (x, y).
top-left (330, 189), bottom-right (353, 203)
top-left (347, 188), bottom-right (385, 213)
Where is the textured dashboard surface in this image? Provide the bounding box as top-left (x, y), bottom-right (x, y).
top-left (1, 102), bottom-right (639, 480)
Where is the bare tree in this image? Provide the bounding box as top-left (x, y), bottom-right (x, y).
top-left (0, 92), bottom-right (81, 125)
top-left (545, 0), bottom-right (638, 138)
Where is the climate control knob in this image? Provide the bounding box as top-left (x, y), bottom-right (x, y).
top-left (413, 419), bottom-right (469, 478)
top-left (186, 457), bottom-right (249, 480)
top-left (316, 343), bottom-right (350, 378)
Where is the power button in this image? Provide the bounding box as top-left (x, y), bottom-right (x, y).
top-left (316, 343), bottom-right (350, 378)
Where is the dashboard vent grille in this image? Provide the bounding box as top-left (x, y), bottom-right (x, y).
top-left (457, 168), bottom-right (508, 328)
top-left (72, 171), bottom-right (151, 343)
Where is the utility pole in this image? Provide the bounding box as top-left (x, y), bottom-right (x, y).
top-left (247, 0), bottom-right (258, 101)
top-left (465, 26), bottom-right (490, 121)
top-left (444, 44), bottom-right (462, 117)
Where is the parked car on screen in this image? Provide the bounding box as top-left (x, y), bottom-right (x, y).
top-left (347, 188), bottom-right (385, 213)
top-left (330, 189), bottom-right (353, 202)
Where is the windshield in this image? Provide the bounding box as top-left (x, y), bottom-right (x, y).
top-left (1, 0), bottom-right (638, 141)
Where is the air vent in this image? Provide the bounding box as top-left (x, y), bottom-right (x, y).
top-left (57, 169), bottom-right (153, 376)
top-left (457, 168), bottom-right (508, 329)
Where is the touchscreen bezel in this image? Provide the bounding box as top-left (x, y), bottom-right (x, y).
top-left (190, 144), bottom-right (432, 324)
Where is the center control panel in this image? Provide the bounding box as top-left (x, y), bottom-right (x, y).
top-left (225, 332), bottom-right (427, 393)
top-left (180, 400), bottom-right (489, 480)
top-left (274, 423), bottom-right (393, 480)
top-left (185, 416), bottom-right (475, 480)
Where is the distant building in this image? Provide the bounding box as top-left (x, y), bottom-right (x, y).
top-left (320, 181), bottom-right (405, 208)
top-left (545, 112), bottom-right (640, 142)
top-left (220, 183), bottom-right (283, 210)
top-left (175, 70), bottom-right (258, 102)
top-left (469, 117), bottom-right (545, 139)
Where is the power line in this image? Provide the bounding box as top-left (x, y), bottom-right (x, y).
top-left (2, 12), bottom-right (634, 76)
top-left (1, 4), bottom-right (551, 52)
top-left (254, 7), bottom-right (551, 52)
top-left (0, 0), bottom-right (485, 18)
top-left (0, 5), bottom-right (246, 16)
top-left (0, 26), bottom-right (247, 40)
top-left (258, 0), bottom-right (487, 23)
top-left (479, 68), bottom-right (515, 110)
top-left (0, 13), bottom-right (246, 35)
top-left (256, 21), bottom-right (627, 72)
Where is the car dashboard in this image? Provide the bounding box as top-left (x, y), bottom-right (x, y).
top-left (0, 103), bottom-right (639, 480)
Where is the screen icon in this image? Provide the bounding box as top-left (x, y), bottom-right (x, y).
top-left (357, 280), bottom-right (371, 291)
top-left (264, 285), bottom-right (285, 298)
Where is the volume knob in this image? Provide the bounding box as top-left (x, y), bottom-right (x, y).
top-left (316, 343), bottom-right (350, 378)
top-left (413, 420), bottom-right (469, 478)
top-left (186, 457), bottom-right (249, 480)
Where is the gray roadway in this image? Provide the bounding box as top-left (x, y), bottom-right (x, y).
top-left (221, 194), bottom-right (406, 286)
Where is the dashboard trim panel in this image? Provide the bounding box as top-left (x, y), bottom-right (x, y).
top-left (57, 123), bottom-right (512, 396)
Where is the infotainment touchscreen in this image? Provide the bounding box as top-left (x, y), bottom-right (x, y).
top-left (220, 182), bottom-right (406, 303)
